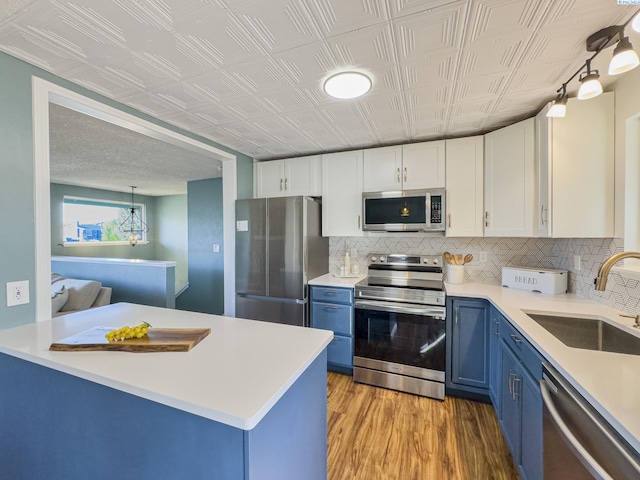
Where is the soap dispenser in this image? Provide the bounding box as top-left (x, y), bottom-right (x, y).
top-left (344, 251), bottom-right (351, 275)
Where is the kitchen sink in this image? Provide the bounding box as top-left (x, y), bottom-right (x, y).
top-left (525, 312), bottom-right (640, 356)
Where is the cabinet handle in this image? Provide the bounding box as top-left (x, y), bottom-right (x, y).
top-left (494, 319), bottom-right (499, 336)
top-left (323, 305), bottom-right (338, 311)
top-left (509, 334), bottom-right (522, 345)
top-left (285, 177), bottom-right (288, 191)
top-left (485, 211), bottom-right (489, 227)
top-left (404, 167), bottom-right (407, 182)
top-left (508, 370), bottom-right (514, 397)
top-left (280, 178), bottom-right (284, 191)
top-left (397, 167), bottom-right (401, 183)
top-left (447, 213), bottom-right (451, 228)
top-left (513, 376), bottom-right (521, 400)
top-left (454, 307), bottom-right (459, 324)
top-left (323, 290), bottom-right (338, 295)
top-left (358, 215), bottom-right (361, 229)
top-left (541, 205), bottom-right (547, 225)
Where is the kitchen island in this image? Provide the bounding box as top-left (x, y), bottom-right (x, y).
top-left (0, 303), bottom-right (333, 480)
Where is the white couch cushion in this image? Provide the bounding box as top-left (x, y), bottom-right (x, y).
top-left (54, 278), bottom-right (103, 312)
top-left (51, 285), bottom-right (69, 314)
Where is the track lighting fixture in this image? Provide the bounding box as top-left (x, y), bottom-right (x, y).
top-left (546, 9), bottom-right (640, 114)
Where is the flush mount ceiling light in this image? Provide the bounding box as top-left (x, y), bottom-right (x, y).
top-left (546, 85), bottom-right (568, 118)
top-left (323, 72), bottom-right (372, 99)
top-left (577, 60), bottom-right (603, 100)
top-left (119, 186), bottom-right (148, 246)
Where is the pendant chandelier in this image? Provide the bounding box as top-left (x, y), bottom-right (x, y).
top-left (119, 186), bottom-right (148, 246)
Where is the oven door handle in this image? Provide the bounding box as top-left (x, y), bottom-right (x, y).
top-left (355, 299), bottom-right (445, 318)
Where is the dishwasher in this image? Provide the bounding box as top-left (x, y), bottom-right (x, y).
top-left (540, 363), bottom-right (640, 479)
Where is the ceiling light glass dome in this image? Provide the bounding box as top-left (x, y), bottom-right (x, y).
top-left (323, 72), bottom-right (372, 99)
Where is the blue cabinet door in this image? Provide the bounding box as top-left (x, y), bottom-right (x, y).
top-left (489, 307), bottom-right (502, 414)
top-left (520, 368), bottom-right (543, 480)
top-left (499, 342), bottom-right (521, 464)
top-left (449, 298), bottom-right (490, 391)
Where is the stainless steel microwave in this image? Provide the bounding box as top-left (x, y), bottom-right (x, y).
top-left (362, 189), bottom-right (445, 232)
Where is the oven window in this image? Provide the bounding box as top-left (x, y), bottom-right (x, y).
top-left (354, 308), bottom-right (445, 371)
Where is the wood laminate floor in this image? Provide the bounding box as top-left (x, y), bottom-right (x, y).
top-left (327, 372), bottom-right (519, 480)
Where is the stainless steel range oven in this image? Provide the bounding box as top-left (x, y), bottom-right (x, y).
top-left (354, 254), bottom-right (446, 400)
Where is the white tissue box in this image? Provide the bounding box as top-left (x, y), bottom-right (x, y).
top-left (502, 267), bottom-right (568, 295)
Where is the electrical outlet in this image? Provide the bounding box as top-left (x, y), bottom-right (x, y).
top-left (213, 244), bottom-right (220, 253)
top-left (479, 251), bottom-right (487, 263)
top-left (6, 280), bottom-right (29, 307)
top-left (574, 255), bottom-right (581, 271)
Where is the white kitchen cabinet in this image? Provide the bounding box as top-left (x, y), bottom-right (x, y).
top-left (535, 92), bottom-right (614, 238)
top-left (445, 136), bottom-right (484, 237)
top-left (362, 142), bottom-right (445, 192)
top-left (254, 155), bottom-right (321, 198)
top-left (401, 141), bottom-right (446, 190)
top-left (322, 150), bottom-right (363, 237)
top-left (362, 146), bottom-right (402, 192)
top-left (484, 118), bottom-right (535, 237)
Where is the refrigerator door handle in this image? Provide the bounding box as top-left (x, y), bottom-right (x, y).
top-left (236, 293), bottom-right (306, 305)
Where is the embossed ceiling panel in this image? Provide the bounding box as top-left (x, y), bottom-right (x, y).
top-left (0, 0), bottom-right (637, 162)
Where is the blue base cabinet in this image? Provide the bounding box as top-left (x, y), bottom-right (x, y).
top-left (311, 286), bottom-right (354, 373)
top-left (446, 297), bottom-right (490, 396)
top-left (489, 307), bottom-right (502, 412)
top-left (497, 311), bottom-right (543, 480)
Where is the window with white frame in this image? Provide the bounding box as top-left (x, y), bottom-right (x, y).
top-left (62, 196), bottom-right (147, 245)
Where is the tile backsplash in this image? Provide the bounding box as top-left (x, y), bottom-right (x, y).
top-left (329, 236), bottom-right (640, 315)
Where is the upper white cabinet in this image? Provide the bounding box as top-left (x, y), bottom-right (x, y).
top-left (254, 155), bottom-right (321, 198)
top-left (362, 142), bottom-right (445, 192)
top-left (535, 92), bottom-right (614, 238)
top-left (322, 150), bottom-right (364, 237)
top-left (484, 118), bottom-right (535, 237)
top-left (445, 136), bottom-right (484, 237)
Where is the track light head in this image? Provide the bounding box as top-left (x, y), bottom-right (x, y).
top-left (577, 61), bottom-right (602, 100)
top-left (547, 93), bottom-right (568, 118)
top-left (609, 36), bottom-right (639, 75)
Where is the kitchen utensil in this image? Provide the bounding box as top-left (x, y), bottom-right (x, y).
top-left (50, 328), bottom-right (211, 352)
top-left (454, 254), bottom-right (463, 265)
top-left (464, 254), bottom-right (473, 265)
top-left (444, 252), bottom-right (453, 264)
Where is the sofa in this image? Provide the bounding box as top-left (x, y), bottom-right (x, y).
top-left (51, 273), bottom-right (112, 317)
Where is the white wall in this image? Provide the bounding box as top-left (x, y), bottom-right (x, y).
top-left (611, 65), bottom-right (640, 239)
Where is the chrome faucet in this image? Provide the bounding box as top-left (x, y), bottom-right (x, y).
top-left (594, 251), bottom-right (640, 291)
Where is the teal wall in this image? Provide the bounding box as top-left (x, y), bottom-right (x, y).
top-left (176, 178), bottom-right (224, 315)
top-left (155, 194), bottom-right (189, 294)
top-left (0, 51), bottom-right (252, 329)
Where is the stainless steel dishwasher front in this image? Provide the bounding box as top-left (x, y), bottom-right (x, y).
top-left (540, 363), bottom-right (640, 479)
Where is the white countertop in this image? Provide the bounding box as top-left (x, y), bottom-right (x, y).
top-left (309, 273), bottom-right (365, 288)
top-left (0, 303), bottom-right (333, 430)
top-left (446, 282), bottom-right (640, 453)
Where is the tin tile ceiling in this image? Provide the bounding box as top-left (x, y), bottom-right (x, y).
top-left (0, 0), bottom-right (637, 160)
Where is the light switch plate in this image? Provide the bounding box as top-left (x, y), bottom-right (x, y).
top-left (7, 280), bottom-right (29, 307)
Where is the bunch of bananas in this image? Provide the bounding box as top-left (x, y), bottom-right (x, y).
top-left (105, 322), bottom-right (152, 342)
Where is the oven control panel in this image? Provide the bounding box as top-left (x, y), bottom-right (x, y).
top-left (368, 253), bottom-right (441, 266)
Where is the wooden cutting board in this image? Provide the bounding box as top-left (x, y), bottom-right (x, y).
top-left (50, 328), bottom-right (211, 353)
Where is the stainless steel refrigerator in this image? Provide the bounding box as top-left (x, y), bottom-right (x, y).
top-left (235, 196), bottom-right (328, 327)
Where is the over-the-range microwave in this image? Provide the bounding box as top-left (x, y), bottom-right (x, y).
top-left (362, 188), bottom-right (445, 232)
